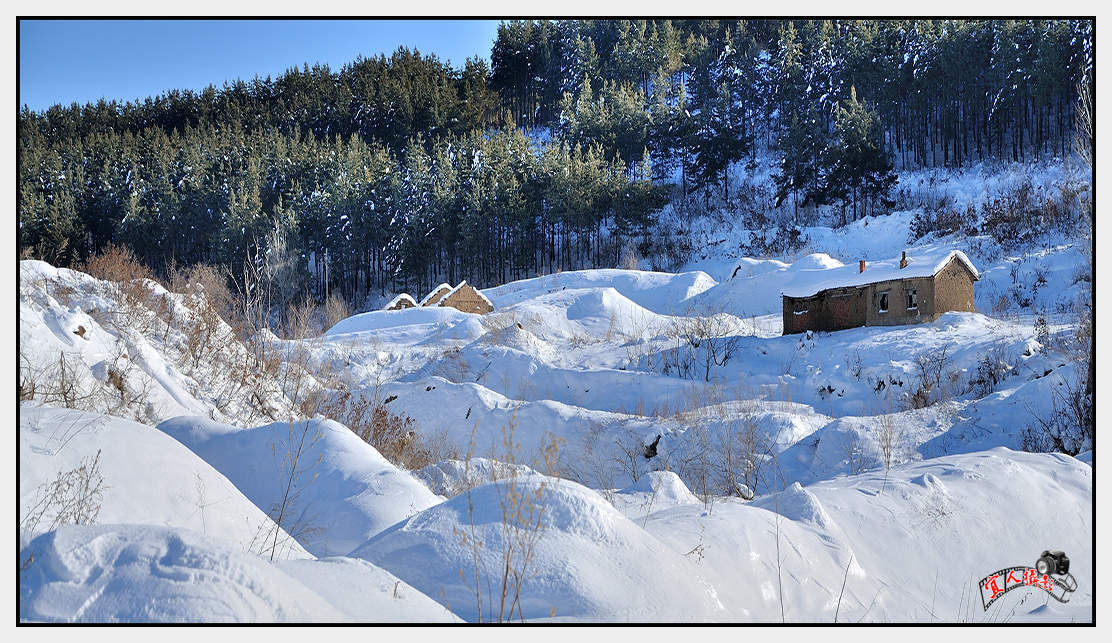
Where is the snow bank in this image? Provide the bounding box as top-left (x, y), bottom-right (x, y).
top-left (610, 471), bottom-right (702, 521)
top-left (351, 474), bottom-right (731, 622)
top-left (483, 268), bottom-right (717, 314)
top-left (20, 404), bottom-right (309, 558)
top-left (641, 447), bottom-right (1091, 622)
top-left (157, 416), bottom-right (442, 557)
top-left (276, 557), bottom-right (459, 622)
top-left (20, 524), bottom-right (347, 623)
top-left (325, 305), bottom-right (475, 336)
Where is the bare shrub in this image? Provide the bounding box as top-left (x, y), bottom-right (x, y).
top-left (660, 302), bottom-right (744, 382)
top-left (323, 385), bottom-right (459, 471)
top-left (183, 287), bottom-right (229, 370)
top-left (1034, 314), bottom-right (1050, 348)
top-left (362, 406), bottom-right (420, 465)
top-left (173, 263), bottom-right (233, 319)
top-left (82, 243), bottom-right (152, 284)
top-left (281, 298), bottom-right (325, 340)
top-left (909, 344), bottom-right (956, 409)
top-left (34, 351), bottom-right (96, 411)
top-left (21, 450), bottom-right (108, 535)
top-left (751, 225), bottom-right (809, 258)
top-left (322, 292), bottom-right (351, 332)
top-left (82, 243), bottom-right (160, 332)
top-left (990, 290), bottom-right (1012, 319)
top-left (674, 420), bottom-right (716, 509)
top-left (97, 339), bottom-right (154, 421)
top-left (837, 429), bottom-right (878, 476)
top-left (845, 348), bottom-right (863, 380)
top-left (909, 204), bottom-right (976, 242)
top-left (619, 238), bottom-right (641, 270)
top-left (453, 416), bottom-right (559, 622)
top-left (567, 417), bottom-right (630, 495)
top-left (19, 344), bottom-right (38, 403)
top-left (653, 381), bottom-right (782, 502)
top-left (966, 342), bottom-right (1013, 399)
top-left (1020, 367), bottom-right (1092, 456)
top-left (874, 407), bottom-right (907, 493)
top-left (715, 399), bottom-right (772, 499)
top-left (612, 422), bottom-right (649, 485)
top-left (260, 419), bottom-right (324, 562)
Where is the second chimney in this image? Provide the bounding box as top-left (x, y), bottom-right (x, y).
top-left (900, 251), bottom-right (908, 269)
top-left (859, 260), bottom-right (866, 273)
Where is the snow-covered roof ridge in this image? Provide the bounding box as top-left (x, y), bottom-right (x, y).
top-left (382, 293), bottom-right (418, 310)
top-left (418, 283), bottom-right (452, 307)
top-left (781, 249), bottom-right (979, 299)
top-left (437, 280), bottom-right (494, 308)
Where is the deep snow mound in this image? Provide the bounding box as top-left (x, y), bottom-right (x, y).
top-left (640, 446), bottom-right (1091, 622)
top-left (325, 305), bottom-right (478, 337)
top-left (157, 415), bottom-right (442, 557)
top-left (276, 557), bottom-right (460, 622)
top-left (610, 471), bottom-right (702, 521)
top-left (752, 482), bottom-right (837, 532)
top-left (483, 268), bottom-right (717, 314)
top-left (351, 474), bottom-right (731, 622)
top-left (513, 286), bottom-right (676, 342)
top-left (688, 252), bottom-right (846, 318)
top-left (415, 457), bottom-right (538, 499)
top-left (20, 404), bottom-right (310, 559)
top-left (19, 524), bottom-right (347, 623)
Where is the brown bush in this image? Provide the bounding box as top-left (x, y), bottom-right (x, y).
top-left (82, 244), bottom-right (159, 332)
top-left (317, 386), bottom-right (457, 470)
top-left (82, 244), bottom-right (152, 284)
top-left (322, 293), bottom-right (351, 332)
top-left (174, 263), bottom-right (233, 318)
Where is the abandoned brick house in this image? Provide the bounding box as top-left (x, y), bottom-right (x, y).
top-left (781, 249), bottom-right (979, 335)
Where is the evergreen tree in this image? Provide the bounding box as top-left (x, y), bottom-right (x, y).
top-left (772, 107), bottom-right (824, 221)
top-left (686, 28), bottom-right (751, 203)
top-left (823, 87), bottom-right (897, 223)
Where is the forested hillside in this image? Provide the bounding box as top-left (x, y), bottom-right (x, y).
top-left (19, 19), bottom-right (1092, 326)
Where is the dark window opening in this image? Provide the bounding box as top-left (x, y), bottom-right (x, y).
top-left (879, 292), bottom-right (889, 313)
top-left (907, 288), bottom-right (918, 310)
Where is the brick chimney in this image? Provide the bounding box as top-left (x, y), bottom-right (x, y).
top-left (859, 259), bottom-right (866, 273)
top-left (900, 251), bottom-right (908, 269)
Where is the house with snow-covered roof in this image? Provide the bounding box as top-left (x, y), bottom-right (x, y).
top-left (781, 249), bottom-right (979, 335)
top-left (436, 281), bottom-right (494, 314)
top-left (419, 283), bottom-right (453, 307)
top-left (381, 293), bottom-right (418, 311)
top-left (417, 281), bottom-right (494, 314)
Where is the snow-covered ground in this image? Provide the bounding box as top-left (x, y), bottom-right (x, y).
top-left (17, 161), bottom-right (1094, 623)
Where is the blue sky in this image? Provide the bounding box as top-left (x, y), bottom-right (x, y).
top-left (18, 19), bottom-right (503, 112)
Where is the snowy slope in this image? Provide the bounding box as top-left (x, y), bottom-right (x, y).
top-left (157, 415), bottom-right (442, 557)
top-left (17, 157), bottom-right (1092, 623)
top-left (351, 474), bottom-right (732, 622)
top-left (20, 404), bottom-right (311, 559)
top-left (20, 524), bottom-right (346, 623)
top-left (643, 448), bottom-right (1091, 623)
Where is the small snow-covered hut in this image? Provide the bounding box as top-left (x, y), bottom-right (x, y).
top-left (382, 293), bottom-right (418, 311)
top-left (436, 281), bottom-right (494, 314)
top-left (419, 283), bottom-right (453, 307)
